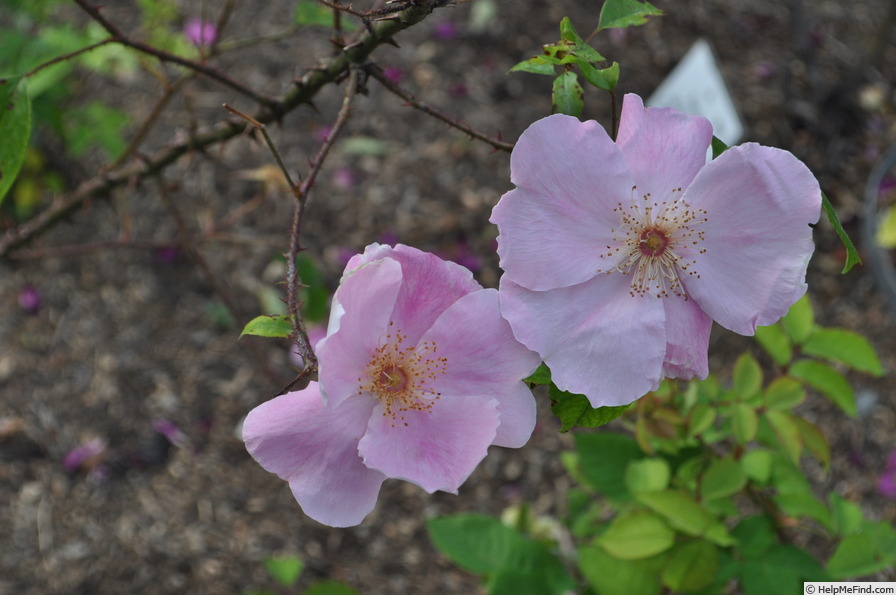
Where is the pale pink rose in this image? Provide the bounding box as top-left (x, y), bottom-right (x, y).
top-left (491, 94), bottom-right (821, 407)
top-left (243, 244), bottom-right (539, 527)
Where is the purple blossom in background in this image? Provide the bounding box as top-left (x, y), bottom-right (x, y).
top-left (152, 418), bottom-right (188, 447)
top-left (433, 20), bottom-right (459, 40)
top-left (879, 451), bottom-right (896, 499)
top-left (752, 60), bottom-right (778, 81)
top-left (243, 244), bottom-right (539, 527)
top-left (331, 167), bottom-right (358, 191)
top-left (441, 239), bottom-right (482, 274)
top-left (383, 66), bottom-right (405, 84)
top-left (448, 83), bottom-right (468, 98)
top-left (152, 245), bottom-right (181, 265)
top-left (18, 285), bottom-right (42, 315)
top-left (62, 438), bottom-right (107, 473)
top-left (491, 94), bottom-right (821, 407)
top-left (184, 18), bottom-right (217, 47)
top-left (314, 125), bottom-right (332, 143)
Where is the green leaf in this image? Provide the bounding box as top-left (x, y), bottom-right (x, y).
top-left (636, 490), bottom-right (734, 546)
top-left (240, 315), bottom-right (293, 339)
top-left (731, 403), bottom-right (758, 444)
top-left (687, 402), bottom-right (715, 437)
top-left (732, 353), bottom-right (762, 401)
top-left (487, 569), bottom-right (556, 595)
top-left (550, 384), bottom-right (630, 432)
top-left (765, 410), bottom-right (802, 464)
top-left (263, 555), bottom-right (303, 587)
top-left (509, 57), bottom-right (556, 76)
top-left (781, 295), bottom-right (815, 344)
top-left (295, 253), bottom-right (329, 323)
top-left (822, 191), bottom-right (861, 273)
top-left (525, 363), bottom-right (551, 385)
top-left (598, 0), bottom-right (663, 30)
top-left (792, 416), bottom-right (830, 468)
top-left (597, 509), bottom-right (675, 560)
top-left (294, 0), bottom-right (356, 29)
top-left (731, 516), bottom-right (776, 559)
top-left (427, 515), bottom-right (574, 592)
top-left (801, 328), bottom-right (883, 376)
top-left (0, 76), bottom-right (31, 206)
top-left (700, 457), bottom-right (746, 501)
top-left (775, 491), bottom-right (831, 529)
top-left (764, 376), bottom-right (806, 410)
top-left (624, 458), bottom-right (671, 495)
top-left (579, 545), bottom-right (662, 595)
top-left (754, 323), bottom-right (792, 366)
top-left (304, 581), bottom-right (359, 595)
top-left (828, 493), bottom-right (864, 537)
top-left (579, 61), bottom-right (620, 92)
top-left (742, 544), bottom-right (829, 595)
top-left (788, 359), bottom-right (856, 417)
top-left (551, 71), bottom-right (583, 117)
top-left (65, 101), bottom-right (129, 159)
top-left (741, 449), bottom-right (773, 484)
top-left (710, 136), bottom-right (729, 159)
top-left (826, 521), bottom-right (896, 578)
top-left (575, 432), bottom-right (643, 501)
top-left (341, 135), bottom-right (390, 156)
top-left (661, 540), bottom-right (719, 592)
top-left (559, 16), bottom-right (581, 42)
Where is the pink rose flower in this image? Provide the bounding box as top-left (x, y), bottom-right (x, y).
top-left (491, 94), bottom-right (821, 407)
top-left (243, 244), bottom-right (539, 527)
top-left (184, 18), bottom-right (217, 47)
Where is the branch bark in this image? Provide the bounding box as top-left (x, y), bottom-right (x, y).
top-left (1, 0), bottom-right (444, 258)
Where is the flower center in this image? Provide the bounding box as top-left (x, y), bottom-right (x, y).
top-left (639, 228), bottom-right (669, 256)
top-left (359, 322), bottom-right (448, 426)
top-left (600, 186), bottom-right (707, 299)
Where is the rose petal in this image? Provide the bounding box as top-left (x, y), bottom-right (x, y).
top-left (242, 384), bottom-right (385, 527)
top-left (345, 244), bottom-right (482, 345)
top-left (420, 289), bottom-right (539, 448)
top-left (681, 143), bottom-right (821, 334)
top-left (359, 395), bottom-right (499, 493)
top-left (661, 296), bottom-right (712, 380)
top-left (491, 114), bottom-right (635, 291)
top-left (616, 94), bottom-right (713, 203)
top-left (317, 258), bottom-right (403, 408)
top-left (499, 273), bottom-right (666, 407)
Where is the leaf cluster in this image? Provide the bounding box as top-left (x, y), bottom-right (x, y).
top-left (432, 296), bottom-right (891, 594)
top-left (509, 0), bottom-right (661, 117)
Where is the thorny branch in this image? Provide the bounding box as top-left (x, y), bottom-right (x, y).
top-left (284, 67), bottom-right (362, 384)
top-left (0, 0), bottom-right (447, 258)
top-left (367, 62), bottom-right (514, 153)
top-left (72, 0), bottom-right (280, 109)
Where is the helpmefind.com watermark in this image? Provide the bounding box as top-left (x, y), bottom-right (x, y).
top-left (804, 583), bottom-right (896, 594)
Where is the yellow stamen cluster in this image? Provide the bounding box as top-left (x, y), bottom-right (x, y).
top-left (358, 322), bottom-right (448, 427)
top-left (599, 186), bottom-right (707, 299)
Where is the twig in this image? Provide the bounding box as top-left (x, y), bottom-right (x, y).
top-left (24, 38), bottom-right (116, 77)
top-left (0, 0), bottom-right (445, 259)
top-left (223, 104), bottom-right (300, 194)
top-left (367, 63), bottom-right (514, 153)
top-left (72, 0), bottom-right (281, 109)
top-left (284, 67), bottom-right (362, 376)
top-left (111, 74), bottom-right (192, 169)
